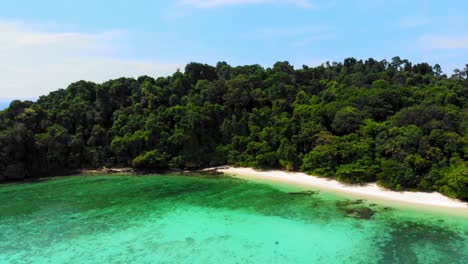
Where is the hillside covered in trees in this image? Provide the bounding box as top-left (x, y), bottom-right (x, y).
top-left (0, 58), bottom-right (467, 200)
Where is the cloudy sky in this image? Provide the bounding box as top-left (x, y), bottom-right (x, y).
top-left (1, 0), bottom-right (467, 102)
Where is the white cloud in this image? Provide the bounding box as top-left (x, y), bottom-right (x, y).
top-left (0, 21), bottom-right (179, 99)
top-left (421, 35), bottom-right (468, 49)
top-left (178, 0), bottom-right (314, 8)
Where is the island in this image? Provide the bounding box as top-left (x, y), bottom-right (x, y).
top-left (1, 59), bottom-right (466, 201)
top-left (1, 59), bottom-right (467, 263)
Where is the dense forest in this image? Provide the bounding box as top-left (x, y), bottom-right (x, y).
top-left (0, 58), bottom-right (467, 200)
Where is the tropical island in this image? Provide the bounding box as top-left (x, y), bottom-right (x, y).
top-left (0, 58), bottom-right (467, 202)
top-left (1, 58), bottom-right (468, 263)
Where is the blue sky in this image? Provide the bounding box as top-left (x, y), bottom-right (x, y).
top-left (1, 0), bottom-right (467, 102)
top-left (0, 101), bottom-right (10, 111)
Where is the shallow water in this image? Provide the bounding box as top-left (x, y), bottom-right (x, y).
top-left (0, 174), bottom-right (467, 264)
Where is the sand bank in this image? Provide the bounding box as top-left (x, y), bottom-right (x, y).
top-left (212, 167), bottom-right (468, 210)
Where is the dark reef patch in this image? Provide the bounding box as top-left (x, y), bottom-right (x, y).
top-left (335, 199), bottom-right (375, 220)
top-left (374, 220), bottom-right (466, 263)
top-left (288, 190), bottom-right (318, 196)
top-left (344, 207), bottom-right (375, 220)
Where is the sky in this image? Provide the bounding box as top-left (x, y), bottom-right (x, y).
top-left (0, 0), bottom-right (467, 104)
top-left (0, 100), bottom-right (10, 111)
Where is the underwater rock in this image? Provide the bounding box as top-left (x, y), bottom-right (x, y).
top-left (335, 199), bottom-right (365, 208)
top-left (344, 207), bottom-right (375, 220)
top-left (288, 190), bottom-right (318, 196)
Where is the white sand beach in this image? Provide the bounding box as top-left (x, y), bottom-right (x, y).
top-left (213, 167), bottom-right (468, 210)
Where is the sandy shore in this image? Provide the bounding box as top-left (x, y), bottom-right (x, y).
top-left (213, 167), bottom-right (468, 210)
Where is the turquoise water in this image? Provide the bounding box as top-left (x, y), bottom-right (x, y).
top-left (0, 174), bottom-right (467, 264)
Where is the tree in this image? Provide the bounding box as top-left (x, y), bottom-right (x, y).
top-left (331, 106), bottom-right (363, 135)
top-left (433, 64), bottom-right (442, 78)
top-left (132, 150), bottom-right (168, 169)
top-left (437, 161), bottom-right (468, 200)
top-left (0, 58), bottom-right (466, 200)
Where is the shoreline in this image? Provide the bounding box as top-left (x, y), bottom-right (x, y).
top-left (212, 167), bottom-right (468, 212)
top-left (4, 166), bottom-right (466, 213)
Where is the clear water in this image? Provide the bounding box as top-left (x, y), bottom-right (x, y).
top-left (0, 174), bottom-right (467, 264)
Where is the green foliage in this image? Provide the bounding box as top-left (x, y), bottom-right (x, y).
top-left (437, 160), bottom-right (468, 200)
top-left (132, 150), bottom-right (168, 169)
top-left (336, 160), bottom-right (377, 184)
top-left (301, 143), bottom-right (337, 176)
top-left (0, 58), bottom-right (466, 200)
top-left (331, 106), bottom-right (363, 135)
top-left (377, 159), bottom-right (408, 190)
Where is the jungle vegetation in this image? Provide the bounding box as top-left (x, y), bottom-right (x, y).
top-left (1, 57), bottom-right (467, 200)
